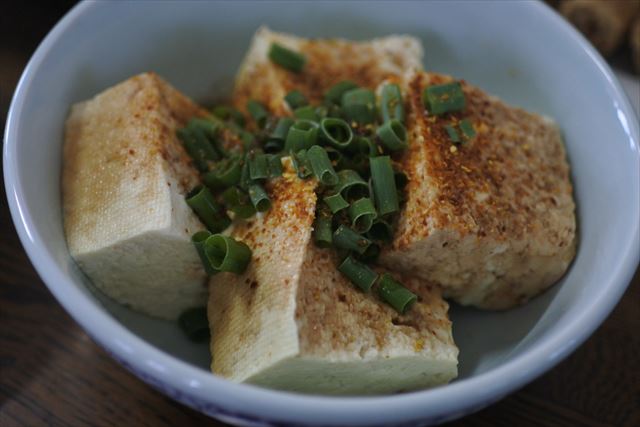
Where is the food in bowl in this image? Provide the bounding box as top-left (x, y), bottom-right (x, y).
top-left (61, 27), bottom-right (576, 395)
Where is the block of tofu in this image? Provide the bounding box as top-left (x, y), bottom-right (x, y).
top-left (379, 71), bottom-right (577, 310)
top-left (63, 72), bottom-right (210, 320)
top-left (208, 161), bottom-right (458, 395)
top-left (233, 27), bottom-right (424, 116)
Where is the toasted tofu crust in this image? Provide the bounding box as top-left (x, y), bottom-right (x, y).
top-left (209, 161), bottom-right (458, 394)
top-left (379, 71), bottom-right (577, 309)
top-left (234, 27), bottom-right (423, 117)
top-left (63, 72), bottom-right (210, 319)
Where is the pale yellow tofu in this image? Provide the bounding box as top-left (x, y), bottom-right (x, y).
top-left (209, 161), bottom-right (458, 395)
top-left (63, 72), bottom-right (210, 319)
top-left (379, 71), bottom-right (577, 310)
top-left (233, 26), bottom-right (423, 116)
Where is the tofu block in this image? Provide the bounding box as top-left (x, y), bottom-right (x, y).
top-left (209, 161), bottom-right (458, 395)
top-left (233, 27), bottom-right (424, 116)
top-left (63, 72), bottom-right (209, 320)
top-left (379, 71), bottom-right (577, 310)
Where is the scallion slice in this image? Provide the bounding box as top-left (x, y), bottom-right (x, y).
top-left (459, 119), bottom-right (476, 141)
top-left (380, 83), bottom-right (405, 124)
top-left (248, 183), bottom-right (271, 212)
top-left (376, 119), bottom-right (407, 151)
top-left (191, 231), bottom-right (216, 276)
top-left (331, 169), bottom-right (370, 200)
top-left (285, 120), bottom-right (319, 152)
top-left (294, 105), bottom-right (319, 122)
top-left (246, 99), bottom-right (269, 128)
top-left (325, 80), bottom-right (358, 105)
top-left (269, 117), bottom-right (294, 141)
top-left (222, 186), bottom-right (256, 219)
top-left (323, 192), bottom-right (349, 213)
top-left (268, 42), bottom-right (306, 73)
top-left (377, 273), bottom-right (417, 314)
top-left (342, 88), bottom-right (377, 125)
top-left (204, 234), bottom-right (252, 274)
top-left (186, 186), bottom-right (231, 233)
top-left (444, 124), bottom-right (461, 144)
top-left (313, 210), bottom-right (333, 248)
top-left (177, 127), bottom-right (218, 172)
top-left (332, 225), bottom-right (372, 255)
top-left (212, 106), bottom-right (245, 127)
top-left (348, 197), bottom-right (377, 233)
top-left (370, 156), bottom-right (399, 216)
top-left (291, 149), bottom-right (313, 179)
top-left (248, 152), bottom-right (269, 181)
top-left (284, 90), bottom-right (308, 110)
top-left (423, 82), bottom-right (466, 115)
top-left (178, 307), bottom-right (210, 342)
top-left (367, 219), bottom-right (393, 242)
top-left (319, 117), bottom-right (354, 149)
top-left (307, 145), bottom-right (339, 186)
top-left (267, 154), bottom-right (283, 178)
top-left (202, 156), bottom-right (242, 190)
top-left (338, 256), bottom-right (378, 292)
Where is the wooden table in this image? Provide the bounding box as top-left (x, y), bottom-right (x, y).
top-left (1, 3), bottom-right (638, 426)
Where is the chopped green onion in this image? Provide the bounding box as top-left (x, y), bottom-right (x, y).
top-left (204, 234), bottom-right (252, 274)
top-left (367, 219), bottom-right (393, 242)
top-left (354, 136), bottom-right (378, 157)
top-left (348, 197), bottom-right (377, 233)
top-left (370, 156), bottom-right (399, 216)
top-left (324, 146), bottom-right (344, 167)
top-left (380, 83), bottom-right (405, 124)
top-left (291, 149), bottom-right (313, 179)
top-left (325, 80), bottom-right (358, 105)
top-left (202, 156), bottom-right (242, 190)
top-left (284, 120), bottom-right (319, 152)
top-left (338, 256), bottom-right (378, 292)
top-left (319, 118), bottom-right (354, 149)
top-left (423, 82), bottom-right (466, 115)
top-left (332, 225), bottom-right (371, 255)
top-left (377, 273), bottom-right (417, 314)
top-left (212, 106), bottom-right (245, 127)
top-left (222, 186), bottom-right (256, 219)
top-left (248, 152), bottom-right (269, 181)
top-left (284, 90), bottom-right (308, 110)
top-left (189, 118), bottom-right (220, 139)
top-left (331, 169), bottom-right (370, 200)
top-left (267, 154), bottom-right (283, 178)
top-left (178, 127), bottom-right (218, 172)
top-left (444, 124), bottom-right (461, 144)
top-left (268, 42), bottom-right (306, 73)
top-left (293, 105), bottom-right (319, 121)
top-left (376, 119), bottom-right (407, 151)
top-left (323, 192), bottom-right (349, 213)
top-left (186, 186), bottom-right (231, 233)
top-left (313, 210), bottom-right (333, 248)
top-left (239, 156), bottom-right (252, 190)
top-left (307, 145), bottom-right (339, 186)
top-left (248, 183), bottom-right (271, 212)
top-left (270, 117), bottom-right (294, 141)
top-left (247, 100), bottom-right (269, 128)
top-left (342, 88), bottom-right (376, 125)
top-left (192, 231), bottom-right (216, 275)
top-left (327, 104), bottom-right (343, 118)
top-left (460, 119), bottom-right (476, 141)
top-left (178, 307), bottom-right (210, 342)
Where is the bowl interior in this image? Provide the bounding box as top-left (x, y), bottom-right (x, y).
top-left (7, 0), bottom-right (639, 391)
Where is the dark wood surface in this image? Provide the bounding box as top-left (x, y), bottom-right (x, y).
top-left (1, 3), bottom-right (638, 426)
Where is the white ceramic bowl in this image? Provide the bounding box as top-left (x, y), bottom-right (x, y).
top-left (4, 1), bottom-right (639, 426)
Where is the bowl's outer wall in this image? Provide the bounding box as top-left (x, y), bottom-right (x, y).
top-left (4, 1), bottom-right (639, 426)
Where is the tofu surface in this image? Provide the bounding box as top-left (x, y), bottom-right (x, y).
top-left (233, 27), bottom-right (423, 117)
top-left (379, 71), bottom-right (577, 310)
top-left (209, 161), bottom-right (458, 395)
top-left (63, 72), bottom-right (209, 320)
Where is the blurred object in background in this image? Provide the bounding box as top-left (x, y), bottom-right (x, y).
top-left (631, 14), bottom-right (640, 72)
top-left (559, 0), bottom-right (639, 65)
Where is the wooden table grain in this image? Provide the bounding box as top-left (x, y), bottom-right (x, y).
top-left (1, 3), bottom-right (638, 426)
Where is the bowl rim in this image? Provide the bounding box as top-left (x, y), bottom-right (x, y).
top-left (4, 1), bottom-right (639, 425)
